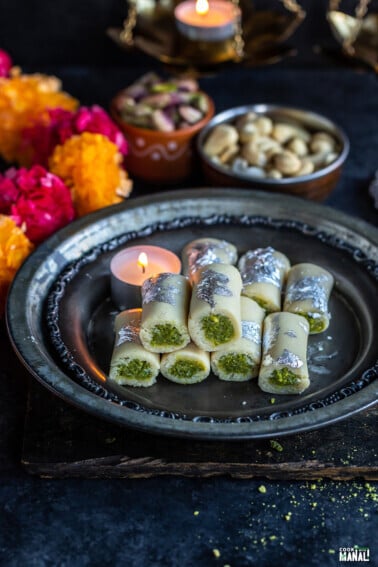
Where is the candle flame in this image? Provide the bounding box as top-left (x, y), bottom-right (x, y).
top-left (196, 0), bottom-right (209, 16)
top-left (138, 252), bottom-right (148, 274)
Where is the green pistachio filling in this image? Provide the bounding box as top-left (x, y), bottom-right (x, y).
top-left (269, 367), bottom-right (300, 387)
top-left (169, 359), bottom-right (206, 379)
top-left (201, 314), bottom-right (234, 346)
top-left (116, 359), bottom-right (153, 382)
top-left (298, 312), bottom-right (325, 333)
top-left (218, 353), bottom-right (256, 377)
top-left (151, 324), bottom-right (184, 347)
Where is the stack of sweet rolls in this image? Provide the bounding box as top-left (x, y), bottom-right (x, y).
top-left (109, 238), bottom-right (334, 395)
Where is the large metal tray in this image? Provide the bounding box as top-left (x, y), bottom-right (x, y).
top-left (6, 189), bottom-right (378, 439)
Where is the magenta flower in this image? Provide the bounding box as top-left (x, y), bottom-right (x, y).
top-left (73, 105), bottom-right (128, 155)
top-left (0, 165), bottom-right (75, 243)
top-left (0, 170), bottom-right (20, 213)
top-left (22, 105), bottom-right (128, 166)
top-left (0, 49), bottom-right (12, 78)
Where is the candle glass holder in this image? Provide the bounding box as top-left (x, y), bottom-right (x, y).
top-left (173, 0), bottom-right (242, 63)
top-left (107, 0), bottom-right (306, 73)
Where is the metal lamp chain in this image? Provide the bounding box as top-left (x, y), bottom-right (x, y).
top-left (280, 0), bottom-right (306, 17)
top-left (232, 0), bottom-right (244, 59)
top-left (355, 0), bottom-right (371, 20)
top-left (329, 0), bottom-right (341, 10)
top-left (121, 0), bottom-right (137, 46)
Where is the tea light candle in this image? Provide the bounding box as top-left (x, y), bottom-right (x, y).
top-left (110, 245), bottom-right (181, 310)
top-left (174, 0), bottom-right (240, 42)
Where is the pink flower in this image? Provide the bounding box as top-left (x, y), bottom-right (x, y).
top-left (0, 49), bottom-right (12, 78)
top-left (22, 105), bottom-right (128, 166)
top-left (73, 106), bottom-right (128, 155)
top-left (0, 165), bottom-right (75, 243)
top-left (0, 170), bottom-right (20, 213)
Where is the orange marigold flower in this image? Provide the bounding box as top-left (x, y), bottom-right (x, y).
top-left (0, 215), bottom-right (34, 317)
top-left (0, 73), bottom-right (78, 165)
top-left (49, 132), bottom-right (132, 217)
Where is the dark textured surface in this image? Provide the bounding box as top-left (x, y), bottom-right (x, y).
top-left (0, 471), bottom-right (376, 567)
top-left (0, 1), bottom-right (378, 564)
top-left (23, 378), bottom-right (378, 480)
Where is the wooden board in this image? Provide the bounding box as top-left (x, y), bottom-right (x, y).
top-left (22, 380), bottom-right (378, 480)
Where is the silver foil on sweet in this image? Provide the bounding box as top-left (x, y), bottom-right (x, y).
top-left (298, 319), bottom-right (310, 333)
top-left (276, 348), bottom-right (304, 368)
top-left (186, 240), bottom-right (236, 275)
top-left (285, 275), bottom-right (329, 312)
top-left (307, 337), bottom-right (338, 375)
top-left (263, 314), bottom-right (280, 352)
top-left (284, 330), bottom-right (297, 338)
top-left (142, 273), bottom-right (180, 306)
top-left (238, 247), bottom-right (284, 288)
top-left (116, 325), bottom-right (140, 346)
top-left (242, 321), bottom-right (262, 344)
top-left (196, 268), bottom-right (232, 308)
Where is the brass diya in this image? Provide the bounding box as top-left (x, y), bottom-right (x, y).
top-left (107, 0), bottom-right (306, 73)
top-left (327, 0), bottom-right (378, 72)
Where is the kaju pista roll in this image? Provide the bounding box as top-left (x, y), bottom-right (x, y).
top-left (238, 247), bottom-right (290, 313)
top-left (161, 342), bottom-right (210, 384)
top-left (140, 273), bottom-right (191, 353)
top-left (258, 312), bottom-right (310, 395)
top-left (188, 263), bottom-right (242, 352)
top-left (283, 263), bottom-right (334, 334)
top-left (109, 309), bottom-right (160, 387)
top-left (211, 296), bottom-right (265, 381)
top-left (182, 238), bottom-right (238, 283)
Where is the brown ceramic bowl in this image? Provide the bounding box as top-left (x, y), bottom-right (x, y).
top-left (111, 92), bottom-right (215, 184)
top-left (197, 105), bottom-right (350, 201)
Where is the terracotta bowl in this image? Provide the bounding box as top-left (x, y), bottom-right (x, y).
top-left (197, 105), bottom-right (350, 201)
top-left (111, 92), bottom-right (215, 184)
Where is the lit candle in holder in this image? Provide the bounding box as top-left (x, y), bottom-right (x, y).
top-left (174, 0), bottom-right (240, 42)
top-left (110, 245), bottom-right (181, 310)
top-left (137, 252), bottom-right (148, 274)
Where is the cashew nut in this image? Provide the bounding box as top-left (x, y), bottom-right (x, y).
top-left (203, 124), bottom-right (239, 157)
top-left (273, 151), bottom-right (302, 175)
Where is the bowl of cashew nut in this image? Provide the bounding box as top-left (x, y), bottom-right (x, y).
top-left (197, 105), bottom-right (349, 200)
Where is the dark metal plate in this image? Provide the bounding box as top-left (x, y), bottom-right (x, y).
top-left (6, 189), bottom-right (378, 439)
